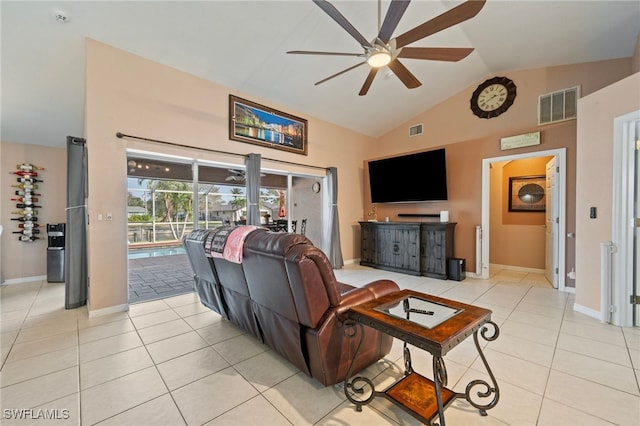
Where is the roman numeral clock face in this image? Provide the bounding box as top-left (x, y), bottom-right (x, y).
top-left (470, 77), bottom-right (517, 119)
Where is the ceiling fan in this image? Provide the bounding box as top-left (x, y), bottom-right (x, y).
top-left (287, 0), bottom-right (486, 95)
top-left (226, 169), bottom-right (246, 182)
top-left (225, 169), bottom-right (265, 182)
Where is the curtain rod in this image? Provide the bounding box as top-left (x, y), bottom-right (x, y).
top-left (116, 132), bottom-right (328, 171)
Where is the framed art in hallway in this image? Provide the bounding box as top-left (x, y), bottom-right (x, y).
top-left (229, 95), bottom-right (308, 155)
top-left (508, 175), bottom-right (546, 212)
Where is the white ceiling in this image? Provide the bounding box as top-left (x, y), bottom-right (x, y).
top-left (2, 1), bottom-right (639, 148)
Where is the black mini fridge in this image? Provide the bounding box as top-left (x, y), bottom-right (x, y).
top-left (47, 223), bottom-right (65, 283)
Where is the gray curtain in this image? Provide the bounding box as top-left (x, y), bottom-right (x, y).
top-left (327, 167), bottom-right (344, 268)
top-left (245, 153), bottom-right (261, 226)
top-left (65, 136), bottom-right (88, 309)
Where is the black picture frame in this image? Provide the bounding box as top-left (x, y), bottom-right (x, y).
top-left (508, 175), bottom-right (546, 212)
top-left (229, 95), bottom-right (308, 155)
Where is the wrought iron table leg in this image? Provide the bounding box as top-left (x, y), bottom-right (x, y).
top-left (343, 320), bottom-right (376, 411)
top-left (464, 320), bottom-right (500, 415)
top-left (403, 342), bottom-right (413, 375)
top-left (432, 355), bottom-right (448, 426)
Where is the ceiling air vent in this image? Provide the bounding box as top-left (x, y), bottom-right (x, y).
top-left (538, 86), bottom-right (580, 125)
top-left (409, 123), bottom-right (423, 137)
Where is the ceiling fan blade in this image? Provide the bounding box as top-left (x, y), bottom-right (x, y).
top-left (394, 0), bottom-right (486, 48)
top-left (378, 0), bottom-right (411, 44)
top-left (314, 61), bottom-right (367, 86)
top-left (313, 0), bottom-right (372, 48)
top-left (388, 59), bottom-right (422, 89)
top-left (287, 50), bottom-right (364, 57)
top-left (397, 47), bottom-right (474, 61)
top-left (359, 68), bottom-right (379, 96)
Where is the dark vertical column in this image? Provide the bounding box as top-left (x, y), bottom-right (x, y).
top-left (65, 136), bottom-right (88, 309)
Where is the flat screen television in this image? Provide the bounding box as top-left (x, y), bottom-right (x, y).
top-left (368, 148), bottom-right (448, 203)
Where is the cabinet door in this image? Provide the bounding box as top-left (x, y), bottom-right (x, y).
top-left (422, 228), bottom-right (446, 276)
top-left (360, 224), bottom-right (376, 263)
top-left (377, 227), bottom-right (395, 267)
top-left (395, 227), bottom-right (420, 272)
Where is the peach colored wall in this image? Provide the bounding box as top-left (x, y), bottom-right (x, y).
top-left (502, 157), bottom-right (550, 226)
top-left (366, 58), bottom-right (633, 277)
top-left (575, 72), bottom-right (640, 312)
top-left (1, 141), bottom-right (67, 282)
top-left (365, 124), bottom-right (577, 276)
top-left (374, 58), bottom-right (632, 156)
top-left (84, 40), bottom-right (374, 311)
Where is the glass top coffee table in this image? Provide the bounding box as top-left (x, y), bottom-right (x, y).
top-left (345, 289), bottom-right (500, 426)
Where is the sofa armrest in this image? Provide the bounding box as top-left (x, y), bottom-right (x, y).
top-left (334, 279), bottom-right (399, 317)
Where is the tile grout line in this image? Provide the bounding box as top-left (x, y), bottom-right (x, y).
top-left (0, 281), bottom-right (43, 372)
top-left (534, 284), bottom-right (570, 425)
top-left (622, 329), bottom-right (640, 395)
top-left (141, 296), bottom-right (295, 425)
top-left (83, 305), bottom-right (186, 426)
top-left (75, 297), bottom-right (187, 424)
top-left (3, 267), bottom-right (636, 425)
top-left (1, 280), bottom-right (80, 416)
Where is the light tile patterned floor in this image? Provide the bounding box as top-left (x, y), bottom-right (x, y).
top-left (1, 265), bottom-right (639, 425)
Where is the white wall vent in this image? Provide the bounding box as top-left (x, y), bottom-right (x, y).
top-left (409, 123), bottom-right (423, 137)
top-left (538, 86), bottom-right (580, 125)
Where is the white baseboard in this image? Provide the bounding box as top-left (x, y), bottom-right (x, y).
top-left (1, 275), bottom-right (47, 285)
top-left (88, 303), bottom-right (129, 318)
top-left (490, 263), bottom-right (545, 274)
top-left (573, 302), bottom-right (602, 322)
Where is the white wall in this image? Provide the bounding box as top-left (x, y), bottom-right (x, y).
top-left (575, 72), bottom-right (640, 314)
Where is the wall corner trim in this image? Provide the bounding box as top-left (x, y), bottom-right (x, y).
top-left (572, 302), bottom-right (602, 322)
top-left (88, 303), bottom-right (129, 318)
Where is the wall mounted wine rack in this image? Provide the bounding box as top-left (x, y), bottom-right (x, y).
top-left (11, 163), bottom-right (43, 242)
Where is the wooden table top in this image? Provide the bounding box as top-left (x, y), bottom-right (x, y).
top-left (348, 289), bottom-right (492, 356)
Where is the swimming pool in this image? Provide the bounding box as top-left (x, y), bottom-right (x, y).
top-left (128, 246), bottom-right (186, 260)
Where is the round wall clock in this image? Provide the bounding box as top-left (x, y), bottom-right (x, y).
top-left (470, 76), bottom-right (517, 119)
top-left (312, 182), bottom-right (321, 193)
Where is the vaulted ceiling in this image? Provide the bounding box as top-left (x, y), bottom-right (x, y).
top-left (2, 1), bottom-right (639, 148)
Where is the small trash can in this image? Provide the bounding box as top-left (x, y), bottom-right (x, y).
top-left (448, 258), bottom-right (466, 281)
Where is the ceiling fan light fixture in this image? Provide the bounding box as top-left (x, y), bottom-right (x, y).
top-left (367, 50), bottom-right (391, 68)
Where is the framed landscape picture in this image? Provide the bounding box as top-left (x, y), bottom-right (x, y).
top-left (229, 95), bottom-right (308, 155)
top-left (508, 175), bottom-right (546, 212)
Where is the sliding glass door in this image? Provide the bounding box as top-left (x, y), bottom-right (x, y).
top-left (126, 152), bottom-right (326, 303)
top-left (126, 156), bottom-right (196, 303)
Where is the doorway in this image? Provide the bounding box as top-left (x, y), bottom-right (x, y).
top-left (126, 155), bottom-right (197, 303)
top-left (612, 110), bottom-right (640, 327)
top-left (481, 148), bottom-right (567, 291)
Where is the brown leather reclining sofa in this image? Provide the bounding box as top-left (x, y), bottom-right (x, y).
top-left (183, 226), bottom-right (400, 386)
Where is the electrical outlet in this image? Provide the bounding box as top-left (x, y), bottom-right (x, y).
top-left (106, 212), bottom-right (112, 221)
